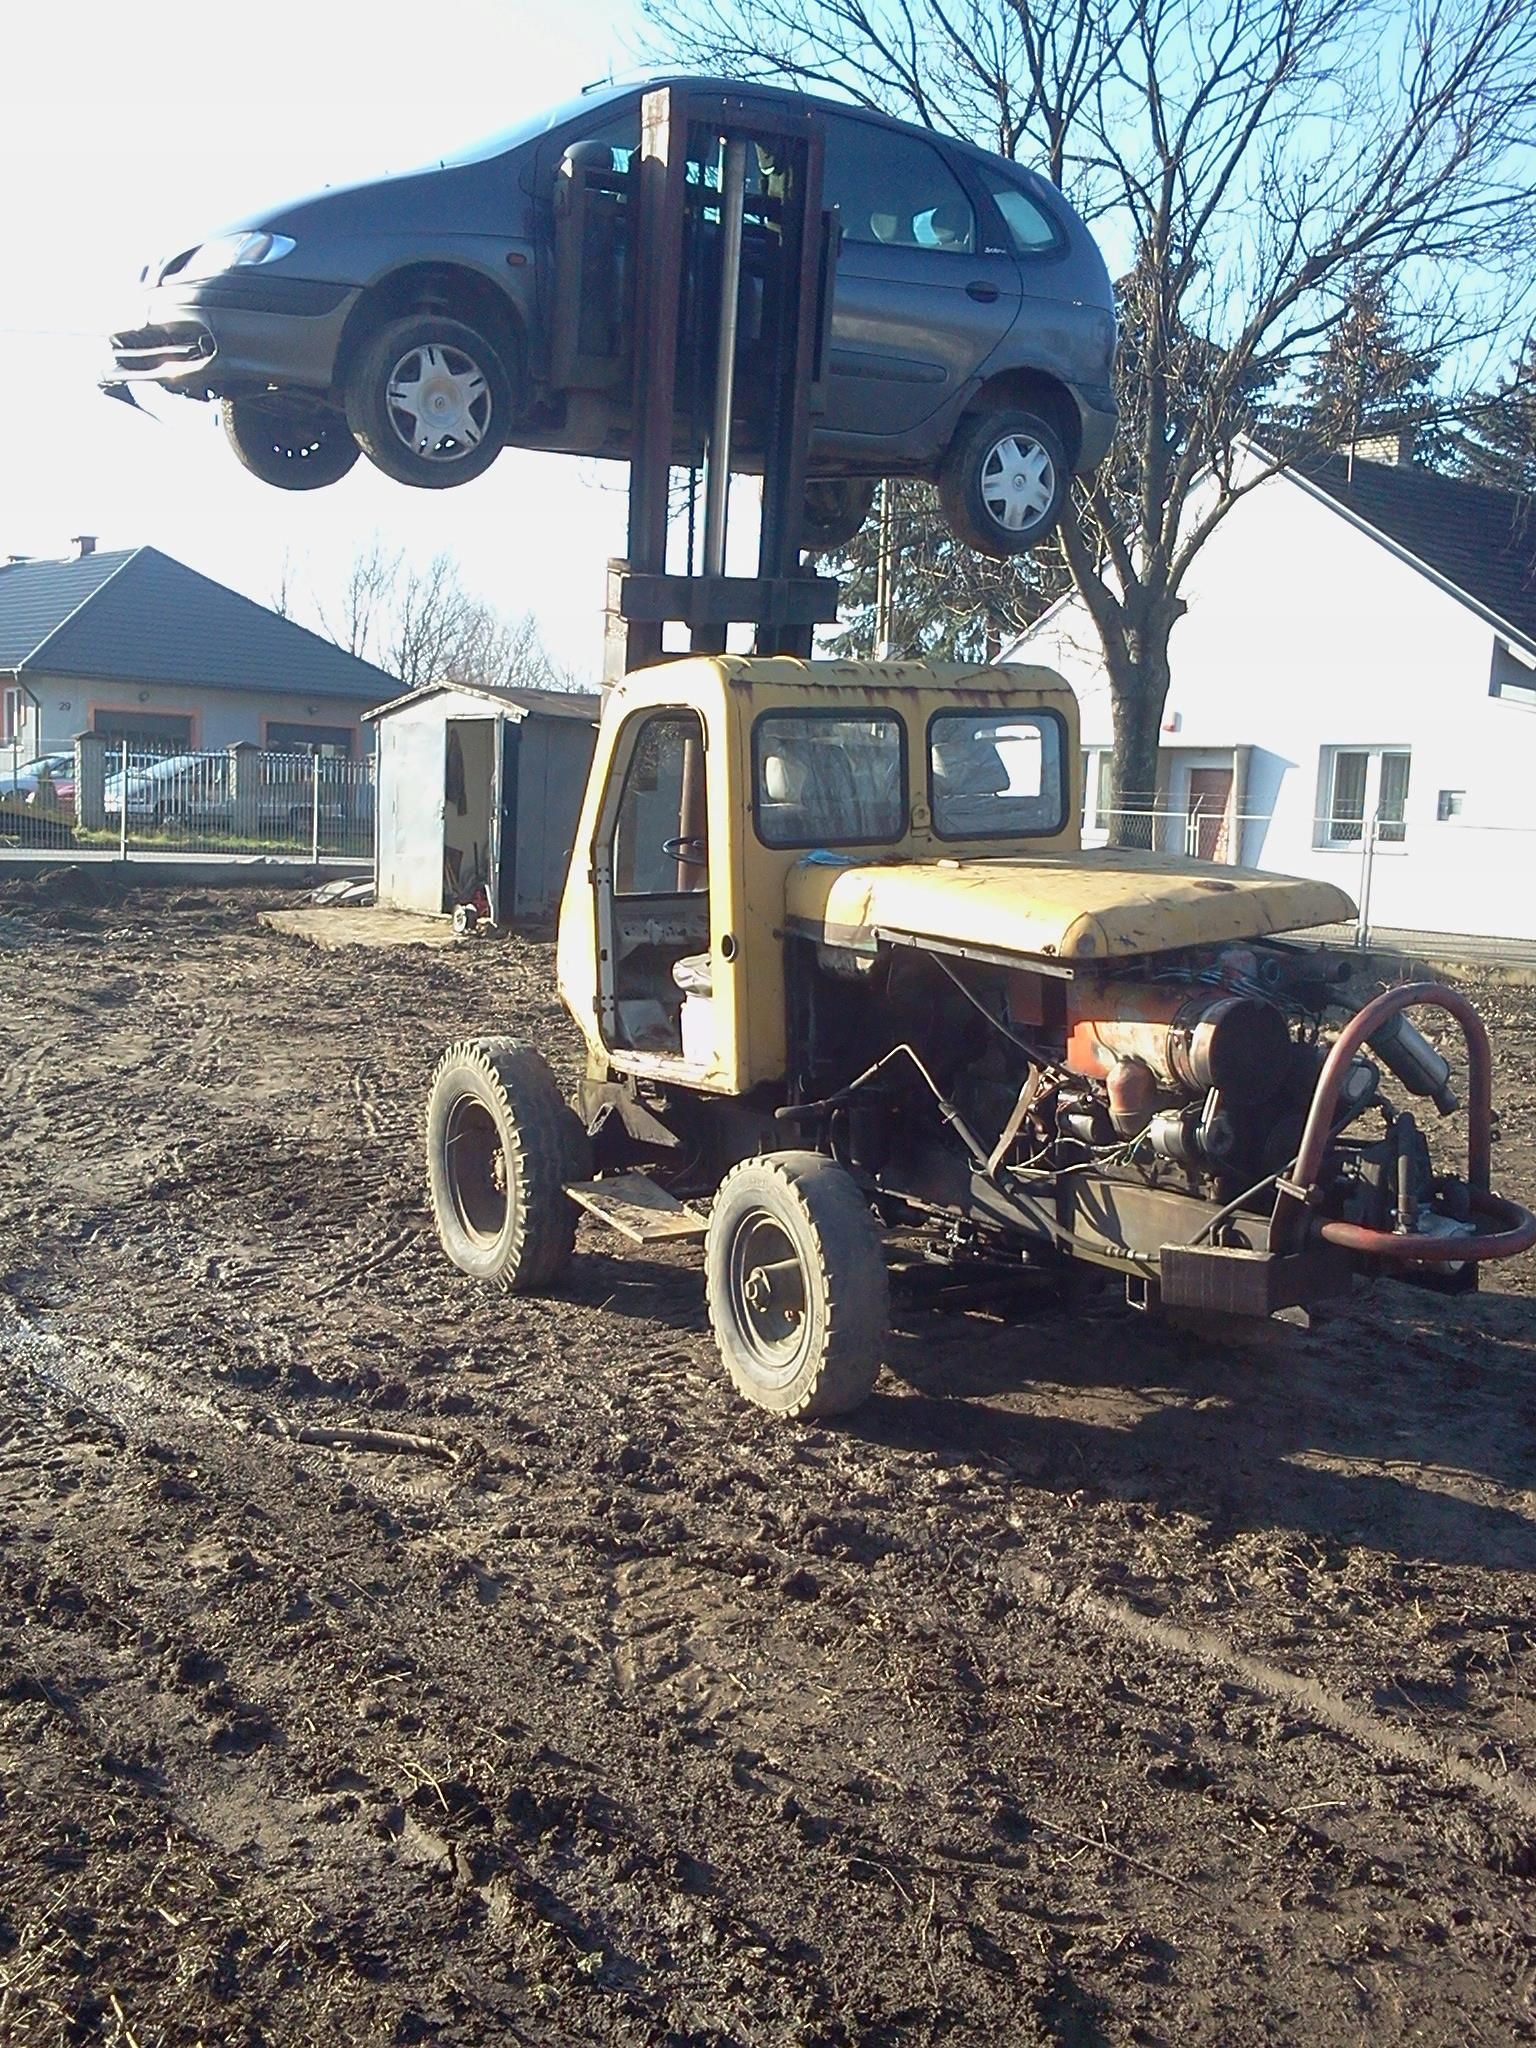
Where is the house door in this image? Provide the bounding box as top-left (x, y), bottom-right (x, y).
top-left (1186, 767), bottom-right (1233, 863)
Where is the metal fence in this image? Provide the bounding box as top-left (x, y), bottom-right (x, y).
top-left (5, 737), bottom-right (374, 860)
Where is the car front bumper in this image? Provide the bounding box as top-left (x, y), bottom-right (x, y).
top-left (105, 272), bottom-right (359, 401)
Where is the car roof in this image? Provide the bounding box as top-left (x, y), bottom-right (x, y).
top-left (603, 73), bottom-right (1032, 171)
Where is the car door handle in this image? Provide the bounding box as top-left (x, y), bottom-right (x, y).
top-left (966, 280), bottom-right (1000, 302)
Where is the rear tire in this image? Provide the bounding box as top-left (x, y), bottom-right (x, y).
top-left (705, 1151), bottom-right (888, 1418)
top-left (800, 478), bottom-right (877, 554)
top-left (346, 315), bottom-right (509, 488)
top-left (938, 407), bottom-right (1068, 557)
top-left (221, 395), bottom-right (359, 490)
top-left (426, 1039), bottom-right (589, 1290)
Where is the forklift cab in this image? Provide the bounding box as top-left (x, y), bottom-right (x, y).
top-left (553, 653), bottom-right (1083, 1099)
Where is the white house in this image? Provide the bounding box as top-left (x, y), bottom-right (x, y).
top-left (1010, 443), bottom-right (1536, 941)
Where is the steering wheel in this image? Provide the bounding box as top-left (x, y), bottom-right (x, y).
top-left (661, 835), bottom-right (708, 868)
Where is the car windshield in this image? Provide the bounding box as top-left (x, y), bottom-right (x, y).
top-left (428, 82), bottom-right (640, 168)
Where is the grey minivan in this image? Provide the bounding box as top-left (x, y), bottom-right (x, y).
top-left (108, 78), bottom-right (1116, 556)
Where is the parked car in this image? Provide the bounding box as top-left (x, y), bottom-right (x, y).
top-left (106, 76), bottom-right (1116, 556)
top-left (0, 751), bottom-right (74, 810)
top-left (104, 751), bottom-right (371, 836)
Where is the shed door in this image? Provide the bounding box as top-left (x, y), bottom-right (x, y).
top-left (489, 718), bottom-right (519, 925)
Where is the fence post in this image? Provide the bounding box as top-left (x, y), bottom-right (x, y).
top-left (118, 738), bottom-right (129, 860)
top-left (228, 741), bottom-right (260, 845)
top-left (310, 758), bottom-right (321, 865)
top-left (74, 732), bottom-right (106, 831)
top-left (1355, 813), bottom-right (1377, 949)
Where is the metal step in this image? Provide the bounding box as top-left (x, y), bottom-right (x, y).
top-left (564, 1173), bottom-right (707, 1245)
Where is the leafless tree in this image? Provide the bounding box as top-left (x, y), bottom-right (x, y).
top-left (643, 0), bottom-right (1536, 835)
top-left (312, 542), bottom-right (583, 695)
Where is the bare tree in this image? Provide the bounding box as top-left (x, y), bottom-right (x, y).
top-left (643, 0), bottom-right (1536, 835)
top-left (312, 543), bottom-right (582, 695)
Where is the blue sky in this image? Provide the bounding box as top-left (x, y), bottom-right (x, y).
top-left (1, 0), bottom-right (654, 677)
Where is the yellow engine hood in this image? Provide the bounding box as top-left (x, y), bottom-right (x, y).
top-left (786, 848), bottom-right (1355, 964)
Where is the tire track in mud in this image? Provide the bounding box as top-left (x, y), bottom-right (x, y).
top-left (1012, 1564), bottom-right (1536, 1833)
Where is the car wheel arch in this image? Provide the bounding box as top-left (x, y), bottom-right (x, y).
top-left (960, 369), bottom-right (1080, 470)
top-left (333, 263), bottom-right (527, 407)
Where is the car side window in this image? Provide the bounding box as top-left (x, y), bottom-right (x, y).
top-left (977, 167), bottom-right (1063, 255)
top-left (821, 119), bottom-right (976, 254)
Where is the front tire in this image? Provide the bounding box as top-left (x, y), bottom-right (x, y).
top-left (426, 1039), bottom-right (589, 1291)
top-left (705, 1152), bottom-right (888, 1419)
top-left (346, 315), bottom-right (509, 488)
top-left (221, 395), bottom-right (359, 490)
top-left (938, 407), bottom-right (1068, 557)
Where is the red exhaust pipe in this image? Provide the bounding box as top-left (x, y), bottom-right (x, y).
top-left (1270, 981), bottom-right (1536, 1266)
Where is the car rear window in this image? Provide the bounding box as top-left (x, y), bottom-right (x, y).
top-left (978, 167), bottom-right (1063, 254)
top-left (754, 712), bottom-right (906, 847)
top-left (928, 709), bottom-right (1068, 839)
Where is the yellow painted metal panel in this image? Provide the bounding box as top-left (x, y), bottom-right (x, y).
top-left (786, 847), bottom-right (1357, 963)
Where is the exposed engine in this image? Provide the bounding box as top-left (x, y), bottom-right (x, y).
top-left (802, 933), bottom-right (1474, 1265)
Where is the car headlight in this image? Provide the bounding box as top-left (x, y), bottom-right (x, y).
top-left (164, 232), bottom-right (296, 284)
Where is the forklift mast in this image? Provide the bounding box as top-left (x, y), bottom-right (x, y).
top-left (564, 85), bottom-right (843, 673)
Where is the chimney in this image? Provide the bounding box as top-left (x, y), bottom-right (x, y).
top-left (1350, 429), bottom-right (1416, 470)
top-left (71, 534), bottom-right (98, 559)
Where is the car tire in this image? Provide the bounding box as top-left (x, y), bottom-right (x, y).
top-left (346, 315), bottom-right (509, 489)
top-left (800, 478), bottom-right (877, 555)
top-left (426, 1038), bottom-right (590, 1291)
top-left (220, 396), bottom-right (359, 491)
top-left (705, 1151), bottom-right (888, 1419)
top-left (938, 408), bottom-right (1069, 558)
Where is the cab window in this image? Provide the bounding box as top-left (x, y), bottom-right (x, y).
top-left (753, 712), bottom-right (906, 847)
top-left (821, 119), bottom-right (976, 253)
top-left (613, 712), bottom-right (708, 894)
top-left (928, 709), bottom-right (1068, 839)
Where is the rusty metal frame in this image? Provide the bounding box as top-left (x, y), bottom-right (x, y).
top-left (616, 84), bottom-right (840, 671)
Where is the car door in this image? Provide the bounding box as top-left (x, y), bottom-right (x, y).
top-left (819, 114), bottom-right (1022, 441)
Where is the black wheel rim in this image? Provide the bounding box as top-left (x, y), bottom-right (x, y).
top-left (445, 1096), bottom-right (509, 1243)
top-left (726, 1208), bottom-right (810, 1385)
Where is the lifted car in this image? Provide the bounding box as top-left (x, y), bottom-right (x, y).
top-left (106, 78), bottom-right (1116, 557)
top-left (424, 657), bottom-right (1535, 1418)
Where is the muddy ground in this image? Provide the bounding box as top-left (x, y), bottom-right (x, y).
top-left (2, 878), bottom-right (1535, 2047)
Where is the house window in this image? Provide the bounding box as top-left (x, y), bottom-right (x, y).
top-left (93, 709), bottom-right (193, 750)
top-left (1319, 747), bottom-right (1411, 847)
top-left (265, 722), bottom-right (356, 757)
top-left (2, 689), bottom-right (18, 742)
top-left (1437, 789), bottom-right (1465, 821)
top-left (1081, 747), bottom-right (1115, 832)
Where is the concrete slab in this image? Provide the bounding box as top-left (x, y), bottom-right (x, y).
top-left (260, 906), bottom-right (462, 951)
top-left (0, 851), bottom-right (370, 886)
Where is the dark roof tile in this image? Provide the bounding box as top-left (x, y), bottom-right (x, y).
top-left (1297, 455), bottom-right (1536, 647)
top-left (0, 546), bottom-right (398, 701)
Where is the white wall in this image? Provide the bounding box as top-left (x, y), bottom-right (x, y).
top-left (1022, 466), bottom-right (1536, 941)
top-left (25, 674), bottom-right (377, 754)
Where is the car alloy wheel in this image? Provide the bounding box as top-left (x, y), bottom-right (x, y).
top-left (384, 340), bottom-right (492, 465)
top-left (347, 314), bottom-right (511, 489)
